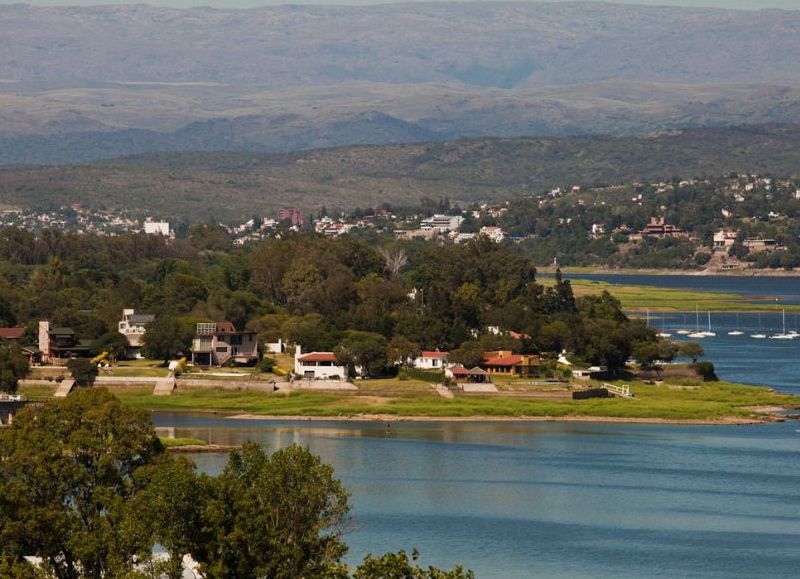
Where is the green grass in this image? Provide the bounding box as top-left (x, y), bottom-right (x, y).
top-left (159, 437), bottom-right (207, 448)
top-left (541, 278), bottom-right (800, 312)
top-left (104, 380), bottom-right (799, 422)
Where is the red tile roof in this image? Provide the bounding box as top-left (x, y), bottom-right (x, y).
top-left (484, 355), bottom-right (524, 367)
top-left (0, 328), bottom-right (24, 340)
top-left (420, 351), bottom-right (448, 359)
top-left (298, 352), bottom-right (339, 363)
top-left (449, 366), bottom-right (468, 375)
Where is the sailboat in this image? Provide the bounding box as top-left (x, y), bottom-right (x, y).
top-left (751, 312), bottom-right (767, 339)
top-left (688, 305), bottom-right (706, 339)
top-left (728, 313), bottom-right (744, 336)
top-left (676, 313), bottom-right (690, 335)
top-left (770, 309), bottom-right (795, 339)
top-left (790, 314), bottom-right (799, 337)
top-left (700, 311), bottom-right (716, 337)
top-left (658, 313), bottom-right (672, 338)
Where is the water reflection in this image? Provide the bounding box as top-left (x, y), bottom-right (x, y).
top-left (154, 413), bottom-right (800, 578)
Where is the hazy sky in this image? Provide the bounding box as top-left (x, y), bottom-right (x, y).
top-left (1, 0), bottom-right (797, 10)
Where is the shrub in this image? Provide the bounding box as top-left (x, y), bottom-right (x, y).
top-left (690, 361), bottom-right (718, 381)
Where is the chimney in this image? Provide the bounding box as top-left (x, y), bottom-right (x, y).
top-left (38, 321), bottom-right (50, 357)
top-left (295, 344), bottom-right (302, 359)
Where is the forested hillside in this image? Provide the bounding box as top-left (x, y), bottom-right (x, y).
top-left (2, 125), bottom-right (799, 220)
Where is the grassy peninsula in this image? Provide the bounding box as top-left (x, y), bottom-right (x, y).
top-left (540, 277), bottom-right (800, 312)
top-left (19, 380), bottom-right (799, 424)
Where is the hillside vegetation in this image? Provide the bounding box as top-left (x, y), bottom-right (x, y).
top-left (3, 82), bottom-right (800, 165)
top-left (2, 125), bottom-right (800, 221)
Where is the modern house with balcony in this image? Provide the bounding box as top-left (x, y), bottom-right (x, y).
top-left (118, 309), bottom-right (155, 358)
top-left (189, 322), bottom-right (259, 367)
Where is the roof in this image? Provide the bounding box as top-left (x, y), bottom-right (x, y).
top-left (51, 327), bottom-right (76, 336)
top-left (298, 352), bottom-right (339, 363)
top-left (449, 365), bottom-right (468, 375)
top-left (0, 328), bottom-right (24, 340)
top-left (484, 355), bottom-right (524, 367)
top-left (467, 366), bottom-right (488, 375)
top-left (420, 351), bottom-right (448, 359)
top-left (128, 314), bottom-right (155, 324)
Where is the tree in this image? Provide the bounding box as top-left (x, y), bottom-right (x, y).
top-left (387, 335), bottom-right (421, 367)
top-left (354, 550), bottom-right (475, 579)
top-left (678, 342), bottom-right (705, 363)
top-left (0, 344), bottom-right (29, 394)
top-left (192, 443), bottom-right (350, 579)
top-left (0, 388), bottom-right (163, 577)
top-left (92, 331), bottom-right (130, 361)
top-left (164, 273), bottom-right (208, 314)
top-left (448, 341), bottom-right (485, 369)
top-left (335, 331), bottom-right (389, 378)
top-left (142, 316), bottom-right (187, 362)
top-left (67, 357), bottom-right (98, 386)
top-left (129, 456), bottom-right (208, 579)
top-left (632, 341), bottom-right (660, 369)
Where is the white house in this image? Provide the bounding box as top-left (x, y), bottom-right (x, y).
top-left (420, 215), bottom-right (464, 233)
top-left (143, 221), bottom-right (171, 236)
top-left (264, 338), bottom-right (284, 354)
top-left (294, 346), bottom-right (347, 380)
top-left (118, 309), bottom-right (155, 358)
top-left (413, 351), bottom-right (448, 370)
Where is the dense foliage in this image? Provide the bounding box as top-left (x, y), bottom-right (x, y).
top-left (0, 388), bottom-right (471, 578)
top-left (0, 227), bottom-right (661, 374)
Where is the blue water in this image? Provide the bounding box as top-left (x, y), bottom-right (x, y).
top-left (557, 273), bottom-right (800, 393)
top-left (153, 414), bottom-right (800, 578)
top-left (642, 310), bottom-right (800, 394)
top-left (153, 275), bottom-right (800, 577)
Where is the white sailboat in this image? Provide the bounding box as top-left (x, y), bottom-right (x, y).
top-left (688, 305), bottom-right (706, 339)
top-left (656, 310), bottom-right (671, 338)
top-left (770, 309), bottom-right (795, 339)
top-left (751, 312), bottom-right (767, 339)
top-left (700, 311), bottom-right (716, 337)
top-left (675, 313), bottom-right (690, 335)
top-left (728, 313), bottom-right (744, 336)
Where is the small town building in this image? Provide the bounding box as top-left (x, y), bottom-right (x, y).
top-left (294, 346), bottom-right (347, 380)
top-left (420, 214), bottom-right (464, 233)
top-left (189, 322), bottom-right (259, 367)
top-left (143, 221), bottom-right (171, 236)
top-left (118, 309), bottom-right (155, 358)
top-left (38, 321), bottom-right (91, 364)
top-left (0, 327), bottom-right (40, 364)
top-left (278, 207), bottom-right (305, 227)
top-left (413, 351), bottom-right (448, 370)
top-left (629, 217), bottom-right (689, 241)
top-left (713, 229), bottom-right (738, 249)
top-left (481, 350), bottom-right (541, 377)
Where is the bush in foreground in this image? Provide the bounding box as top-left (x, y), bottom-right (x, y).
top-left (0, 388), bottom-right (470, 578)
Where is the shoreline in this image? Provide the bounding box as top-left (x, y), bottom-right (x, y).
top-left (217, 411), bottom-right (795, 426)
top-left (543, 267), bottom-right (800, 278)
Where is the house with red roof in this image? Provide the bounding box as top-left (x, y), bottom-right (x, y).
top-left (481, 350), bottom-right (541, 377)
top-left (413, 350), bottom-right (448, 370)
top-left (294, 346), bottom-right (348, 380)
top-left (0, 327), bottom-right (41, 364)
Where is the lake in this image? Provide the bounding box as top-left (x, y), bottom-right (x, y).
top-left (561, 273), bottom-right (800, 395)
top-left (155, 274), bottom-right (800, 577)
top-left (153, 414), bottom-right (800, 578)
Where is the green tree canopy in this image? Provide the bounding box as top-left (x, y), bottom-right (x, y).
top-left (0, 344), bottom-right (29, 394)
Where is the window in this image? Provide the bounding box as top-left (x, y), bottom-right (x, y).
top-left (216, 346), bottom-right (228, 353)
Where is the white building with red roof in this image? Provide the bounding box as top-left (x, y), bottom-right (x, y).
top-left (294, 346), bottom-right (348, 380)
top-left (413, 350), bottom-right (448, 370)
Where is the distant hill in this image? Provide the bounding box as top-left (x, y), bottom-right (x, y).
top-left (2, 124), bottom-right (799, 221)
top-left (2, 3), bottom-right (800, 87)
top-left (3, 82), bottom-right (800, 166)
